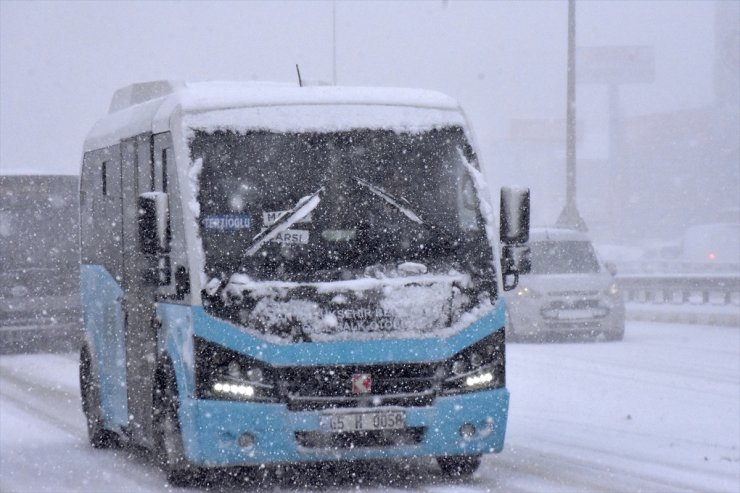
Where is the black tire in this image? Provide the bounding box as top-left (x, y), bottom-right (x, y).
top-left (153, 362), bottom-right (201, 486)
top-left (79, 346), bottom-right (118, 449)
top-left (436, 455), bottom-right (481, 477)
top-left (604, 325), bottom-right (625, 341)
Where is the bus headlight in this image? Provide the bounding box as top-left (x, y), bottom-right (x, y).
top-left (194, 337), bottom-right (277, 402)
top-left (441, 329), bottom-right (505, 395)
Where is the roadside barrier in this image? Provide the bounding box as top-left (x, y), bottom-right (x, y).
top-left (618, 273), bottom-right (740, 326)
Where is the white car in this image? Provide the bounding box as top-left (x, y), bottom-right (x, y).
top-left (506, 228), bottom-right (625, 341)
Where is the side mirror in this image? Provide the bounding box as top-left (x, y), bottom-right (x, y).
top-left (138, 192), bottom-right (170, 255)
top-left (500, 187), bottom-right (530, 245)
top-left (501, 245), bottom-right (531, 290)
top-left (605, 262), bottom-right (617, 276)
top-left (502, 245), bottom-right (531, 274)
top-left (500, 187), bottom-right (531, 291)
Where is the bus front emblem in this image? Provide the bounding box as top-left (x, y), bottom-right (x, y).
top-left (352, 373), bottom-right (372, 394)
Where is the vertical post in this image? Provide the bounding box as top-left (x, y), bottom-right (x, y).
top-left (608, 83), bottom-right (623, 239)
top-left (556, 0), bottom-right (587, 231)
top-left (332, 0), bottom-right (337, 85)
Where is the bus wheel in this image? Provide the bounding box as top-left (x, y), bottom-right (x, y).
top-left (79, 346), bottom-right (118, 449)
top-left (436, 455), bottom-right (481, 477)
top-left (153, 363), bottom-right (200, 486)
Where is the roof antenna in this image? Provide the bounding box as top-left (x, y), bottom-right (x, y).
top-left (295, 64), bottom-right (303, 87)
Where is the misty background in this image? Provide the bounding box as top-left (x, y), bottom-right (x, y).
top-left (1, 0), bottom-right (738, 248)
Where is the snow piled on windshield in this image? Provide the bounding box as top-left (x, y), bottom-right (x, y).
top-left (217, 269), bottom-right (494, 343)
top-left (187, 157), bottom-right (203, 219)
top-left (458, 148), bottom-right (500, 273)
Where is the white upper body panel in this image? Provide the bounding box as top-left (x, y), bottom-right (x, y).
top-left (82, 81), bottom-right (494, 307)
top-left (83, 80), bottom-right (465, 152)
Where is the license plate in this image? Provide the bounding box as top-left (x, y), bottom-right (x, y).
top-left (320, 410), bottom-right (405, 433)
top-left (558, 309), bottom-right (594, 320)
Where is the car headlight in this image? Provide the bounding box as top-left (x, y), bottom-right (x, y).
top-left (440, 329), bottom-right (505, 395)
top-left (515, 286), bottom-right (541, 298)
top-left (194, 337), bottom-right (278, 402)
top-left (606, 282), bottom-right (619, 296)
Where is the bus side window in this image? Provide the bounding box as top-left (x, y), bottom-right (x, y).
top-left (157, 148), bottom-right (169, 193)
top-left (101, 161), bottom-right (108, 196)
top-left (153, 137), bottom-right (186, 301)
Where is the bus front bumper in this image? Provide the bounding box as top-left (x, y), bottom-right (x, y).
top-left (178, 387), bottom-right (509, 467)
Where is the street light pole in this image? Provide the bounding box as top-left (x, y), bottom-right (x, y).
top-left (556, 0), bottom-right (587, 231)
top-left (332, 0), bottom-right (337, 85)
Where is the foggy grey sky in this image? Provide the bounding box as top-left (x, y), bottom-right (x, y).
top-left (1, 0), bottom-right (716, 175)
top-left (2, 0), bottom-right (735, 243)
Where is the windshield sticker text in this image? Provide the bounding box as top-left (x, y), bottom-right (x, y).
top-left (203, 214), bottom-right (252, 231)
top-left (263, 210), bottom-right (313, 227)
top-left (270, 229), bottom-right (309, 244)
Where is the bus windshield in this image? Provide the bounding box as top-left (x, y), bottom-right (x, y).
top-left (191, 127), bottom-right (492, 283)
top-left (189, 126), bottom-right (497, 341)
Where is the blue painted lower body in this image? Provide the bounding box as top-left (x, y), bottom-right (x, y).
top-left (81, 274), bottom-right (510, 467)
top-left (179, 388), bottom-right (509, 467)
top-left (154, 304), bottom-right (512, 467)
top-left (80, 265), bottom-right (128, 430)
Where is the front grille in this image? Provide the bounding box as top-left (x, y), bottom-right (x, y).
top-left (295, 427), bottom-right (426, 449)
top-left (547, 290), bottom-right (599, 297)
top-left (540, 298), bottom-right (610, 321)
top-left (279, 363), bottom-right (439, 412)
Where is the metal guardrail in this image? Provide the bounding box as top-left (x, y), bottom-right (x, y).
top-left (0, 293), bottom-right (82, 354)
top-left (617, 273), bottom-right (740, 326)
top-left (0, 322), bottom-right (82, 355)
top-left (616, 260), bottom-right (740, 275)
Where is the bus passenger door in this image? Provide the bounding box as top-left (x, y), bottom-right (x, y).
top-left (151, 132), bottom-right (186, 303)
top-left (120, 135), bottom-right (158, 446)
top-left (81, 148), bottom-right (129, 430)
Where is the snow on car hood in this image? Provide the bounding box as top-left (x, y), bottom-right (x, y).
top-left (213, 266), bottom-right (493, 343)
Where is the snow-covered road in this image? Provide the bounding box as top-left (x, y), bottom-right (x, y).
top-left (1, 321), bottom-right (738, 493)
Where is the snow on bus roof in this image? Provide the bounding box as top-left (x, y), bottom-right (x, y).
top-left (179, 80), bottom-right (460, 111)
top-left (84, 80), bottom-right (463, 151)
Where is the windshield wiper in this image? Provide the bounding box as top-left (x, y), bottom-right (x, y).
top-left (353, 176), bottom-right (423, 225)
top-left (352, 176), bottom-right (460, 247)
top-left (245, 185), bottom-right (324, 257)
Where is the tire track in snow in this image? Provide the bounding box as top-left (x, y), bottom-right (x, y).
top-left (490, 444), bottom-right (702, 493)
top-left (0, 388), bottom-right (79, 439)
top-left (510, 348), bottom-right (737, 400)
top-left (526, 432), bottom-right (740, 491)
top-left (0, 367), bottom-right (82, 439)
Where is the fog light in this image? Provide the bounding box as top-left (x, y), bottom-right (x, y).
top-left (214, 382), bottom-right (255, 397)
top-left (466, 372), bottom-right (493, 387)
top-left (459, 423), bottom-right (476, 439)
top-left (238, 432), bottom-right (256, 448)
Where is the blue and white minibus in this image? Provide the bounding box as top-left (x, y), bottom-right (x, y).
top-left (78, 80), bottom-right (529, 484)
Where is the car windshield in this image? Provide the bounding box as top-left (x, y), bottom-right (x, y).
top-left (529, 240), bottom-right (601, 274)
top-left (190, 126), bottom-right (492, 283)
